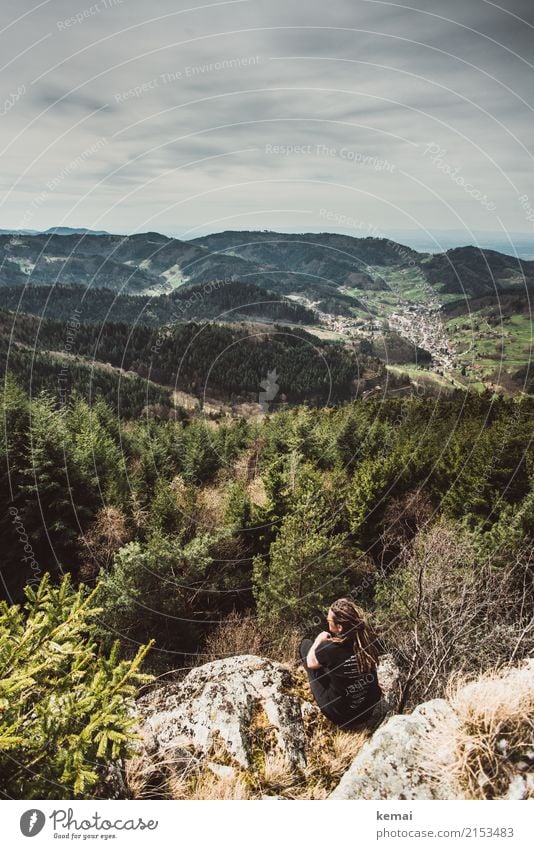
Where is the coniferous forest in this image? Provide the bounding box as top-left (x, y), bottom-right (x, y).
top-left (2, 374), bottom-right (531, 649)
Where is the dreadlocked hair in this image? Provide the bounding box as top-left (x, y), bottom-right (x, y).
top-left (329, 598), bottom-right (379, 673)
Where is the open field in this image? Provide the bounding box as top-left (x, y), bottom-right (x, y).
top-left (446, 311), bottom-right (532, 384)
top-left (386, 363), bottom-right (466, 393)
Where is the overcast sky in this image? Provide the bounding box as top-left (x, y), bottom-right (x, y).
top-left (1, 0), bottom-right (534, 248)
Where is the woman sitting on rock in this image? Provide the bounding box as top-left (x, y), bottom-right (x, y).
top-left (299, 598), bottom-right (383, 730)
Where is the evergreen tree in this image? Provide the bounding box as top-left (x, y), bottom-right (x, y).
top-left (96, 529), bottom-right (232, 653)
top-left (145, 478), bottom-right (185, 536)
top-left (253, 463), bottom-right (350, 625)
top-left (224, 481), bottom-right (252, 531)
top-left (346, 455), bottom-right (398, 544)
top-left (15, 391), bottom-right (97, 585)
top-left (182, 420), bottom-right (220, 484)
top-left (0, 573), bottom-right (153, 799)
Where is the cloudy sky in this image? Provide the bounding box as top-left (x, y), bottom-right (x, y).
top-left (1, 0), bottom-right (534, 248)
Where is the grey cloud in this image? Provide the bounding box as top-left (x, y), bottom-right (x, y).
top-left (29, 87), bottom-right (109, 114)
top-left (0, 0), bottom-right (532, 236)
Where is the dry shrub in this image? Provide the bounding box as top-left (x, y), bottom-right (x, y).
top-left (448, 660), bottom-right (534, 800)
top-left (198, 610), bottom-right (302, 667)
top-left (128, 490), bottom-right (149, 533)
top-left (378, 488), bottom-right (433, 570)
top-left (169, 474), bottom-right (188, 502)
top-left (195, 484), bottom-right (228, 530)
top-left (78, 505), bottom-right (132, 580)
top-left (163, 475), bottom-right (231, 534)
top-left (376, 520), bottom-right (533, 710)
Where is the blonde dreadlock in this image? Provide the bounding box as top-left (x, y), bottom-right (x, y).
top-left (329, 598), bottom-right (379, 673)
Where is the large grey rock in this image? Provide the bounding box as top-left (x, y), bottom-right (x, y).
top-left (135, 655), bottom-right (307, 773)
top-left (329, 699), bottom-right (461, 799)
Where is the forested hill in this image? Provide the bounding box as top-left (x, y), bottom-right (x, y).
top-left (422, 246), bottom-right (534, 296)
top-left (0, 280), bottom-right (317, 326)
top-left (0, 309), bottom-right (384, 415)
top-left (2, 229), bottom-right (533, 304)
top-left (190, 231), bottom-right (412, 289)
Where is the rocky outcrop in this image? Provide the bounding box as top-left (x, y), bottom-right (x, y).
top-left (129, 653), bottom-right (532, 800)
top-left (135, 655), bottom-right (308, 773)
top-left (329, 699), bottom-right (460, 799)
top-left (330, 660), bottom-right (534, 800)
top-left (132, 652), bottom-right (399, 789)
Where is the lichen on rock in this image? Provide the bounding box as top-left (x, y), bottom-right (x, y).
top-left (134, 655), bottom-right (308, 775)
top-left (329, 699), bottom-right (460, 800)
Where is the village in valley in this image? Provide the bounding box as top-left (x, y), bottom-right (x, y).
top-left (284, 248), bottom-right (532, 396)
top-left (289, 279), bottom-right (460, 384)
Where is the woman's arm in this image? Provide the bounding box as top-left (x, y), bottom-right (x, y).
top-left (306, 631), bottom-right (331, 669)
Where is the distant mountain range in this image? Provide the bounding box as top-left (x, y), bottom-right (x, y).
top-left (371, 229), bottom-right (534, 260)
top-left (1, 229), bottom-right (533, 302)
top-left (0, 227), bottom-right (111, 237)
top-left (2, 226), bottom-right (532, 256)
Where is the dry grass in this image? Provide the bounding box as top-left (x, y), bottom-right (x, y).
top-left (124, 719), bottom-right (208, 799)
top-left (198, 610), bottom-right (302, 667)
top-left (448, 660), bottom-right (534, 799)
top-left (261, 751), bottom-right (297, 792)
top-left (181, 770), bottom-right (252, 800)
top-left (329, 727), bottom-right (370, 772)
top-left (125, 751), bottom-right (172, 799)
top-left (126, 725), bottom-right (370, 800)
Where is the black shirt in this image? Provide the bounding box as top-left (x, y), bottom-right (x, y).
top-left (314, 637), bottom-right (382, 726)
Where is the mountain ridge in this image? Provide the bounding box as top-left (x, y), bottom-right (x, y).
top-left (2, 229), bottom-right (533, 301)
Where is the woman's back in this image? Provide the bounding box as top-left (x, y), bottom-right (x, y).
top-left (300, 598), bottom-right (383, 730)
top-left (314, 637), bottom-right (382, 726)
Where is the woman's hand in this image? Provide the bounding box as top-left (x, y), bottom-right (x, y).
top-left (313, 631), bottom-right (331, 646)
top-left (307, 631), bottom-right (331, 669)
